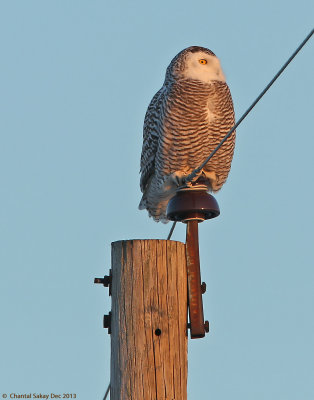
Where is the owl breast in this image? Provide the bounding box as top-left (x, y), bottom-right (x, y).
top-left (156, 79), bottom-right (235, 191)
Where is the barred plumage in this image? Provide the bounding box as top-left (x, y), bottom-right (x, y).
top-left (139, 46), bottom-right (236, 222)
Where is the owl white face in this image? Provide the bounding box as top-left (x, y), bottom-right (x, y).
top-left (181, 51), bottom-right (226, 83)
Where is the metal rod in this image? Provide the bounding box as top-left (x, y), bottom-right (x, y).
top-left (186, 220), bottom-right (205, 338)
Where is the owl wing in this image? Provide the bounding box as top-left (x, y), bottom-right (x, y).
top-left (140, 87), bottom-right (165, 192)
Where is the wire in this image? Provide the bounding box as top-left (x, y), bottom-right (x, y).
top-left (103, 384), bottom-right (110, 400)
top-left (167, 221), bottom-right (177, 240)
top-left (185, 28), bottom-right (314, 184)
top-left (166, 28), bottom-right (313, 240)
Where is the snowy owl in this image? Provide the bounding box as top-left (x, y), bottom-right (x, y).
top-left (139, 46), bottom-right (235, 222)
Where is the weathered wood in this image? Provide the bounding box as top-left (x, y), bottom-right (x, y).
top-left (110, 239), bottom-right (187, 400)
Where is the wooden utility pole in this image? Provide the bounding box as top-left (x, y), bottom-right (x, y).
top-left (95, 184), bottom-right (220, 399)
top-left (110, 239), bottom-right (188, 399)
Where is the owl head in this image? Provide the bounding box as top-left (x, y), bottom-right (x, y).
top-left (165, 46), bottom-right (226, 84)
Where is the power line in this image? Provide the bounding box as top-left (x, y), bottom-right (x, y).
top-left (103, 384), bottom-right (110, 400)
top-left (167, 28), bottom-right (313, 240)
top-left (185, 28), bottom-right (313, 184)
top-left (167, 221), bottom-right (177, 240)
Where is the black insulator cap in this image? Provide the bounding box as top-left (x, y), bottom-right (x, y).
top-left (166, 189), bottom-right (220, 222)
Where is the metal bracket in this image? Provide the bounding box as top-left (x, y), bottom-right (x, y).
top-left (166, 185), bottom-right (220, 340)
top-left (94, 269), bottom-right (112, 296)
top-left (186, 220), bottom-right (207, 338)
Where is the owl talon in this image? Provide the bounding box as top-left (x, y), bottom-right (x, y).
top-left (185, 179), bottom-right (193, 188)
top-left (169, 172), bottom-right (186, 187)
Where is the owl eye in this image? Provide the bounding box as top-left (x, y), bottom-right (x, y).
top-left (199, 59), bottom-right (207, 65)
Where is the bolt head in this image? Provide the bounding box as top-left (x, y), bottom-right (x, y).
top-left (94, 277), bottom-right (104, 284)
top-left (103, 312), bottom-right (112, 334)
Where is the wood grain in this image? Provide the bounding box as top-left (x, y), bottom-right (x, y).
top-left (110, 239), bottom-right (187, 400)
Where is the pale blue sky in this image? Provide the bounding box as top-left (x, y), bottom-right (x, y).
top-left (0, 1), bottom-right (313, 399)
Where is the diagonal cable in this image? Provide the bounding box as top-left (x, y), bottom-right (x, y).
top-left (167, 221), bottom-right (177, 240)
top-left (103, 383), bottom-right (110, 400)
top-left (167, 28), bottom-right (313, 240)
top-left (184, 28), bottom-right (313, 184)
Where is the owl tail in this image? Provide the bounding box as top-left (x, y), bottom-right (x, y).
top-left (139, 175), bottom-right (177, 223)
top-left (138, 196), bottom-right (147, 211)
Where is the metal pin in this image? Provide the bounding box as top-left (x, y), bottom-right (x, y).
top-left (94, 269), bottom-right (112, 296)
